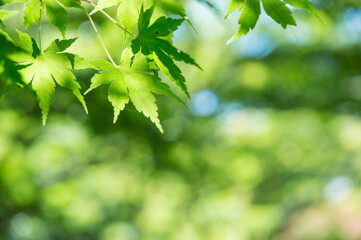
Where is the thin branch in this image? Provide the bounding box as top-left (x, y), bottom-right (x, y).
top-left (79, 2), bottom-right (118, 68)
top-left (39, 0), bottom-right (43, 53)
top-left (82, 0), bottom-right (135, 37)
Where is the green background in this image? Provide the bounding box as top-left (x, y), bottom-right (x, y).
top-left (1, 0), bottom-right (361, 239)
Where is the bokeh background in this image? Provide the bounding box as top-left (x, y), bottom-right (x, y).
top-left (1, 0), bottom-right (361, 239)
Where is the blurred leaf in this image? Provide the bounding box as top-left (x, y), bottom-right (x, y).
top-left (44, 0), bottom-right (68, 37)
top-left (261, 0), bottom-right (296, 28)
top-left (284, 0), bottom-right (322, 21)
top-left (225, 0), bottom-right (244, 18)
top-left (0, 32), bottom-right (24, 100)
top-left (227, 0), bottom-right (260, 44)
top-left (23, 0), bottom-right (42, 28)
top-left (23, 0), bottom-right (69, 36)
top-left (0, 9), bottom-right (17, 23)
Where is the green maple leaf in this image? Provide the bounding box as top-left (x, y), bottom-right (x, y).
top-left (1, 0), bottom-right (27, 4)
top-left (155, 0), bottom-right (185, 17)
top-left (116, 0), bottom-right (142, 36)
top-left (23, 0), bottom-right (79, 37)
top-left (43, 0), bottom-right (68, 37)
top-left (283, 0), bottom-right (322, 21)
top-left (261, 0), bottom-right (296, 28)
top-left (0, 9), bottom-right (18, 27)
top-left (0, 32), bottom-right (24, 101)
top-left (226, 0), bottom-right (319, 42)
top-left (131, 6), bottom-right (201, 98)
top-left (14, 31), bottom-right (87, 124)
top-left (91, 0), bottom-right (185, 34)
top-left (85, 48), bottom-right (186, 133)
top-left (225, 0), bottom-right (244, 19)
top-left (227, 0), bottom-right (260, 44)
top-left (23, 0), bottom-right (41, 27)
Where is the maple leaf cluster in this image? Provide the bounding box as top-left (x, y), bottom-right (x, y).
top-left (0, 0), bottom-right (319, 132)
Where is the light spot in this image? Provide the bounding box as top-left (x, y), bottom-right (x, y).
top-left (79, 21), bottom-right (99, 44)
top-left (191, 90), bottom-right (219, 116)
top-left (233, 33), bottom-right (276, 58)
top-left (323, 176), bottom-right (353, 204)
top-left (10, 213), bottom-right (33, 237)
top-left (186, 1), bottom-right (226, 39)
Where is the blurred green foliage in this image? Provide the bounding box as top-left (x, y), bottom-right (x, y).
top-left (0, 0), bottom-right (361, 239)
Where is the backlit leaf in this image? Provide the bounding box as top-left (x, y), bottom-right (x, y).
top-left (86, 48), bottom-right (185, 132)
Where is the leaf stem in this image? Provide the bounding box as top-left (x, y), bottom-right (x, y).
top-left (80, 2), bottom-right (118, 68)
top-left (39, 0), bottom-right (43, 53)
top-left (82, 0), bottom-right (135, 37)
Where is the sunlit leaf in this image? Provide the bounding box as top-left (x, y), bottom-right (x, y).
top-left (86, 48), bottom-right (185, 132)
top-left (131, 6), bottom-right (201, 98)
top-left (14, 32), bottom-right (87, 124)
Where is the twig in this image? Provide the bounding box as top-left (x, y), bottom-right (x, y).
top-left (39, 0), bottom-right (43, 53)
top-left (79, 2), bottom-right (118, 68)
top-left (82, 0), bottom-right (135, 36)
